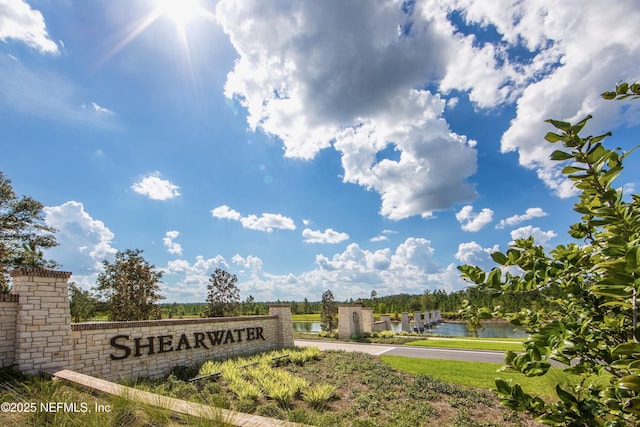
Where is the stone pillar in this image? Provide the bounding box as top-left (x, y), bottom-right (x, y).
top-left (424, 311), bottom-right (431, 327)
top-left (338, 304), bottom-right (363, 340)
top-left (414, 311), bottom-right (423, 331)
top-left (361, 307), bottom-right (374, 334)
top-left (380, 314), bottom-right (391, 331)
top-left (11, 268), bottom-right (73, 375)
top-left (268, 304), bottom-right (294, 347)
top-left (401, 312), bottom-right (410, 332)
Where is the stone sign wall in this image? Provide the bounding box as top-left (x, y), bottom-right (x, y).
top-left (1, 268), bottom-right (294, 381)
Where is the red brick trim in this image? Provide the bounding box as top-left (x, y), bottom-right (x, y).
top-left (71, 315), bottom-right (277, 331)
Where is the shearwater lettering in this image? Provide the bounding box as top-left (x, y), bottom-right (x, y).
top-left (109, 327), bottom-right (266, 360)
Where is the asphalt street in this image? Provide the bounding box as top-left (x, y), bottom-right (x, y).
top-left (294, 340), bottom-right (506, 364)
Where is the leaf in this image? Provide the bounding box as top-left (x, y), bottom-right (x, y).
top-left (545, 119), bottom-right (572, 132)
top-left (618, 375), bottom-right (640, 391)
top-left (556, 384), bottom-right (577, 405)
top-left (602, 91), bottom-right (617, 100)
top-left (613, 342), bottom-right (640, 356)
top-left (623, 397), bottom-right (640, 415)
top-left (586, 144), bottom-right (606, 164)
top-left (537, 413), bottom-right (567, 425)
top-left (562, 165), bottom-right (586, 175)
top-left (626, 247), bottom-right (640, 269)
top-left (491, 251), bottom-right (508, 265)
top-left (545, 132), bottom-right (566, 143)
top-left (571, 115), bottom-right (592, 134)
top-left (617, 82), bottom-right (629, 95)
top-left (592, 285), bottom-right (632, 298)
top-left (550, 150), bottom-right (574, 161)
top-left (488, 268), bottom-right (502, 288)
top-left (495, 378), bottom-right (512, 395)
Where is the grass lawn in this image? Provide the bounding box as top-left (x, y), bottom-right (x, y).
top-left (408, 338), bottom-right (525, 352)
top-left (381, 355), bottom-right (578, 401)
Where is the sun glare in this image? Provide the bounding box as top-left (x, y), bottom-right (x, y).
top-left (155, 0), bottom-right (204, 27)
top-left (100, 0), bottom-right (216, 69)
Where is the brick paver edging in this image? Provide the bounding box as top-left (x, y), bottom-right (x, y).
top-left (53, 369), bottom-right (311, 427)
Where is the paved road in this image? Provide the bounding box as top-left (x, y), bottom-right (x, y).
top-left (295, 340), bottom-right (506, 364)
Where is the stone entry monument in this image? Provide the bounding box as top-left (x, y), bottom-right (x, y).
top-left (0, 268), bottom-right (294, 381)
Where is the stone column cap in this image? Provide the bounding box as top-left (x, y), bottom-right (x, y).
top-left (10, 268), bottom-right (72, 279)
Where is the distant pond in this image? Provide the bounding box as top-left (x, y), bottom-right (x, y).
top-left (293, 321), bottom-right (528, 339)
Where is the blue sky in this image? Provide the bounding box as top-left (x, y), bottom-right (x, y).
top-left (2, 0), bottom-right (640, 302)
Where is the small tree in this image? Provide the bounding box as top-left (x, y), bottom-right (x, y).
top-left (320, 289), bottom-right (338, 331)
top-left (243, 294), bottom-right (255, 316)
top-left (458, 83), bottom-right (640, 425)
top-left (94, 249), bottom-right (164, 321)
top-left (0, 172), bottom-right (58, 292)
top-left (69, 282), bottom-right (97, 322)
top-left (206, 268), bottom-right (240, 317)
top-left (457, 299), bottom-right (492, 338)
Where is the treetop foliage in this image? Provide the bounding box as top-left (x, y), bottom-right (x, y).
top-left (205, 267), bottom-right (240, 317)
top-left (320, 289), bottom-right (338, 331)
top-left (94, 249), bottom-right (164, 321)
top-left (0, 171), bottom-right (58, 291)
top-left (458, 83), bottom-right (640, 426)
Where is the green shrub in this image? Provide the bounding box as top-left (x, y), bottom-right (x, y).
top-left (227, 378), bottom-right (261, 401)
top-left (303, 383), bottom-right (336, 410)
top-left (198, 360), bottom-right (223, 378)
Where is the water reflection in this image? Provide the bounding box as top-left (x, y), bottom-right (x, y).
top-left (293, 321), bottom-right (528, 339)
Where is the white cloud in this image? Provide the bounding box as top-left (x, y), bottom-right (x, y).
top-left (448, 0), bottom-right (640, 196)
top-left (510, 226), bottom-right (557, 247)
top-left (43, 201), bottom-right (117, 273)
top-left (232, 254), bottom-right (263, 275)
top-left (623, 183), bottom-right (636, 198)
top-left (211, 205), bottom-right (295, 232)
top-left (0, 0), bottom-right (58, 53)
top-left (455, 241), bottom-right (499, 269)
top-left (371, 229), bottom-right (397, 241)
top-left (163, 255), bottom-right (230, 301)
top-left (455, 205), bottom-right (494, 232)
top-left (163, 230), bottom-right (183, 256)
top-left (217, 0), bottom-right (640, 210)
top-left (211, 205), bottom-right (241, 221)
top-left (131, 172), bottom-right (181, 200)
top-left (91, 102), bottom-right (113, 115)
top-left (302, 228), bottom-right (349, 244)
top-left (217, 1), bottom-right (478, 219)
top-left (496, 207), bottom-right (548, 229)
top-left (160, 237), bottom-right (470, 302)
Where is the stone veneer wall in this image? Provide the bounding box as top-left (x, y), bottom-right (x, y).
top-left (11, 268), bottom-right (73, 374)
top-left (4, 269), bottom-right (294, 381)
top-left (0, 294), bottom-right (19, 368)
top-left (361, 307), bottom-right (374, 334)
top-left (71, 314), bottom-right (287, 381)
